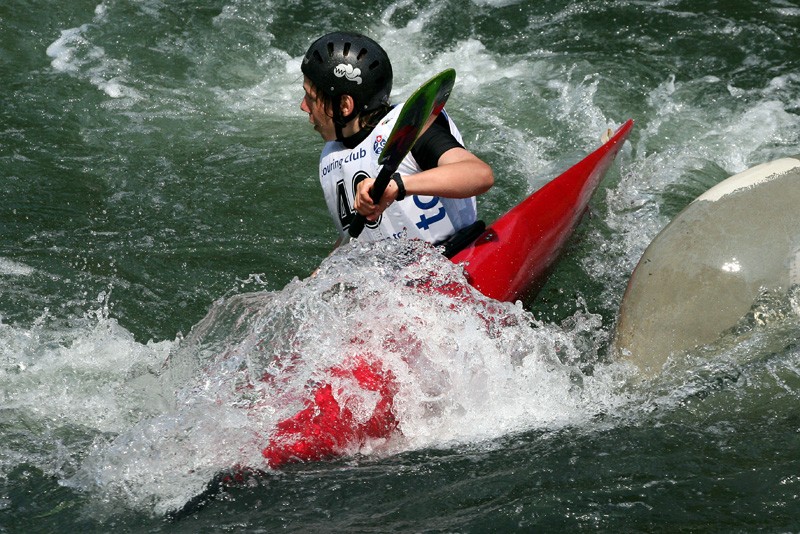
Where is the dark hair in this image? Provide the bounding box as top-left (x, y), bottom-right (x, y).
top-left (357, 103), bottom-right (392, 130)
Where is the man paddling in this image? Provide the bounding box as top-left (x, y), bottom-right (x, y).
top-left (300, 31), bottom-right (494, 248)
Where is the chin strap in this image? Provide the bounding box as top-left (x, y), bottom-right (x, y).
top-left (334, 121), bottom-right (346, 142)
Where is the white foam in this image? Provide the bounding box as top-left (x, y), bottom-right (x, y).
top-left (46, 25), bottom-right (91, 73)
top-left (0, 257), bottom-right (34, 276)
top-left (18, 240), bottom-right (636, 514)
top-left (0, 316), bottom-right (175, 435)
top-left (470, 0), bottom-right (524, 6)
top-left (772, 7), bottom-right (800, 16)
top-left (45, 15), bottom-right (140, 100)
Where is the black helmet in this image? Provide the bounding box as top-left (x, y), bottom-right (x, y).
top-left (302, 32), bottom-right (393, 126)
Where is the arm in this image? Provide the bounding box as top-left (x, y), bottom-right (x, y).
top-left (354, 147), bottom-right (494, 220)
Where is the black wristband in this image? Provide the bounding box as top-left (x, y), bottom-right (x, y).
top-left (391, 172), bottom-right (406, 201)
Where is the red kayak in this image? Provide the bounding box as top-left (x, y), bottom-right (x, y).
top-left (258, 120), bottom-right (634, 468)
top-left (169, 122), bottom-right (634, 518)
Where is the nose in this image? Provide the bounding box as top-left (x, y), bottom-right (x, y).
top-left (300, 97), bottom-right (309, 113)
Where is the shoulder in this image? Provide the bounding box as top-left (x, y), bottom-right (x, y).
top-left (411, 112), bottom-right (465, 170)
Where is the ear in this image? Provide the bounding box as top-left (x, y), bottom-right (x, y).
top-left (339, 95), bottom-right (356, 117)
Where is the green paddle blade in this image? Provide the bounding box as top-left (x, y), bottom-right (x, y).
top-left (377, 68), bottom-right (456, 168)
top-left (348, 68), bottom-right (456, 238)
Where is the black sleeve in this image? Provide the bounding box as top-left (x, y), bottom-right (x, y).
top-left (410, 113), bottom-right (464, 171)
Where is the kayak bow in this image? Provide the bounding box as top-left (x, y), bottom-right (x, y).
top-left (452, 119), bottom-right (634, 302)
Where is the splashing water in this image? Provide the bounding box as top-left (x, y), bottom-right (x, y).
top-left (6, 0), bottom-right (800, 529)
top-left (9, 240), bottom-right (632, 515)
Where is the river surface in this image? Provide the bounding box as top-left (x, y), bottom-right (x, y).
top-left (2, 0), bottom-right (800, 531)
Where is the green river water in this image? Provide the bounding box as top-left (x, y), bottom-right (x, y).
top-left (2, 0), bottom-right (800, 531)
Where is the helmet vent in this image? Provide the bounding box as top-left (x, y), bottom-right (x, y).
top-left (369, 60), bottom-right (380, 71)
top-left (326, 42), bottom-right (334, 57)
top-left (357, 48), bottom-right (368, 61)
top-left (312, 50), bottom-right (323, 64)
top-left (343, 42), bottom-right (351, 56)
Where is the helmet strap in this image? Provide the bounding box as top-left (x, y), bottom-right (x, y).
top-left (332, 96), bottom-right (360, 142)
top-left (334, 115), bottom-right (347, 142)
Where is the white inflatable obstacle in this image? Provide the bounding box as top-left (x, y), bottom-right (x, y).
top-left (614, 156), bottom-right (800, 374)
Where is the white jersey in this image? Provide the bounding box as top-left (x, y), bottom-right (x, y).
top-left (318, 105), bottom-right (478, 244)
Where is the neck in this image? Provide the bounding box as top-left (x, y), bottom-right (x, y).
top-left (334, 117), bottom-right (361, 142)
top-left (341, 118), bottom-right (361, 138)
top-left (334, 106), bottom-right (390, 147)
top-left (334, 116), bottom-right (367, 148)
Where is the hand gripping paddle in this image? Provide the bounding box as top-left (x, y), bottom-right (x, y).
top-left (347, 68), bottom-right (456, 238)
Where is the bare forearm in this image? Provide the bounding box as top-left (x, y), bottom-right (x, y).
top-left (354, 147), bottom-right (494, 219)
top-left (402, 158), bottom-right (493, 198)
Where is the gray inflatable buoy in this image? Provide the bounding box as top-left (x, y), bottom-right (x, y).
top-left (613, 156), bottom-right (800, 374)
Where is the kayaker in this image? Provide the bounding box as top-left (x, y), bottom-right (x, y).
top-left (300, 31), bottom-right (494, 248)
